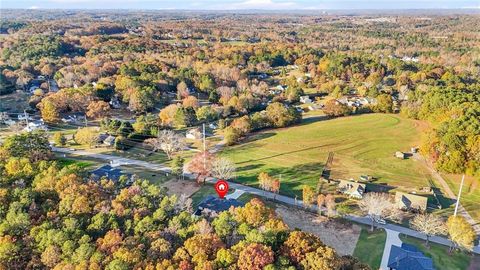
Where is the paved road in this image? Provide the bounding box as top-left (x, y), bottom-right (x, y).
top-left (53, 146), bottom-right (480, 254)
top-left (380, 229), bottom-right (402, 270)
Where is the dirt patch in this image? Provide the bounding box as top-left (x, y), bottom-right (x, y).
top-left (161, 179), bottom-right (200, 197)
top-left (275, 204), bottom-right (361, 256)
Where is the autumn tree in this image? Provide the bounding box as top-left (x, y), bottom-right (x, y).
top-left (159, 104), bottom-right (179, 126)
top-left (266, 102), bottom-right (301, 127)
top-left (374, 94), bottom-right (394, 113)
top-left (446, 215), bottom-right (475, 252)
top-left (145, 130), bottom-right (186, 159)
top-left (182, 96), bottom-right (199, 109)
top-left (52, 131), bottom-right (67, 146)
top-left (74, 127), bottom-right (100, 148)
top-left (325, 194), bottom-right (336, 217)
top-left (177, 81), bottom-right (189, 99)
top-left (38, 98), bottom-right (60, 123)
top-left (186, 151), bottom-right (215, 184)
top-left (237, 243), bottom-right (274, 270)
top-left (317, 194), bottom-right (326, 216)
top-left (323, 99), bottom-right (351, 117)
top-left (302, 185), bottom-right (315, 209)
top-left (281, 231), bottom-right (323, 265)
top-left (86, 101), bottom-right (111, 119)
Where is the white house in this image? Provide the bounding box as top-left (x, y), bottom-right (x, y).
top-left (299, 96), bottom-right (312, 104)
top-left (23, 120), bottom-right (48, 132)
top-left (337, 180), bottom-right (366, 199)
top-left (186, 128), bottom-right (203, 140)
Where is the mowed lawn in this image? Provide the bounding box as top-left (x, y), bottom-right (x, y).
top-left (221, 114), bottom-right (432, 197)
top-left (442, 173), bottom-right (480, 222)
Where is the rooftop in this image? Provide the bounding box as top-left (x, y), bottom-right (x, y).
top-left (388, 243), bottom-right (435, 270)
top-left (194, 195), bottom-right (244, 216)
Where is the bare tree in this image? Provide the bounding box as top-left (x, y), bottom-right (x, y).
top-left (410, 213), bottom-right (446, 247)
top-left (211, 157), bottom-right (236, 180)
top-left (325, 194), bottom-right (336, 217)
top-left (145, 130), bottom-right (186, 160)
top-left (358, 192), bottom-right (402, 231)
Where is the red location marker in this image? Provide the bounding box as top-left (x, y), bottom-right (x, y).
top-left (215, 180), bottom-right (229, 199)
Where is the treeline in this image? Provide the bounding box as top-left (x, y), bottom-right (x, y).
top-left (0, 132), bottom-right (368, 270)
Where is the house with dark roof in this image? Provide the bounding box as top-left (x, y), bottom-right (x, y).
top-left (388, 243), bottom-right (435, 270)
top-left (194, 195), bottom-right (244, 216)
top-left (90, 165), bottom-right (132, 184)
top-left (395, 192), bottom-right (428, 212)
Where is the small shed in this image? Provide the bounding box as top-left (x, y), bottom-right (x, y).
top-left (395, 151), bottom-right (406, 159)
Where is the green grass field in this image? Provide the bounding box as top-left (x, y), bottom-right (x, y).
top-left (442, 174), bottom-right (480, 222)
top-left (221, 114), bottom-right (432, 197)
top-left (399, 234), bottom-right (472, 270)
top-left (353, 227), bottom-right (386, 269)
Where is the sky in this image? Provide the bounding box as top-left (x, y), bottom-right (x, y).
top-left (1, 0), bottom-right (479, 10)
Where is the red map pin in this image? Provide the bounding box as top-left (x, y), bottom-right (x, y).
top-left (215, 180), bottom-right (229, 199)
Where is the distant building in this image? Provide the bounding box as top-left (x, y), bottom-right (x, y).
top-left (23, 120), bottom-right (48, 132)
top-left (299, 96), bottom-right (312, 104)
top-left (337, 180), bottom-right (366, 199)
top-left (194, 195), bottom-right (244, 216)
top-left (90, 165), bottom-right (133, 184)
top-left (395, 192), bottom-right (428, 212)
top-left (388, 243), bottom-right (434, 270)
top-left (103, 135), bottom-right (116, 146)
top-left (186, 128), bottom-right (203, 140)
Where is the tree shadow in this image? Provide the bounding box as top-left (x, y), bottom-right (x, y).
top-left (235, 143), bottom-right (340, 165)
top-left (236, 163), bottom-right (265, 172)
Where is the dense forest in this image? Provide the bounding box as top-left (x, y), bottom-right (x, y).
top-left (1, 11), bottom-right (478, 176)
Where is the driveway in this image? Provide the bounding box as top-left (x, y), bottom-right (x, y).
top-left (380, 229), bottom-right (402, 270)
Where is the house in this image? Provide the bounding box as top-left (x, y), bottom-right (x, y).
top-left (23, 120), bottom-right (48, 132)
top-left (337, 180), bottom-right (366, 199)
top-left (194, 195), bottom-right (244, 216)
top-left (395, 151), bottom-right (406, 159)
top-left (388, 243), bottom-right (434, 270)
top-left (103, 135), bottom-right (116, 146)
top-left (186, 128), bottom-right (202, 140)
top-left (395, 192), bottom-right (428, 212)
top-left (90, 165), bottom-right (133, 184)
top-left (299, 96), bottom-right (312, 104)
top-left (276, 85), bottom-right (285, 91)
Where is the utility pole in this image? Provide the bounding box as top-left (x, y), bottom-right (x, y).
top-left (84, 115), bottom-right (88, 127)
top-left (203, 123), bottom-right (206, 171)
top-left (454, 174), bottom-right (465, 216)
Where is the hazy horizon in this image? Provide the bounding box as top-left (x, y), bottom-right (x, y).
top-left (1, 0), bottom-right (479, 11)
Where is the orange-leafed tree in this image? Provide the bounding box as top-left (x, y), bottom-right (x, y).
top-left (186, 151), bottom-right (216, 184)
top-left (237, 243), bottom-right (274, 270)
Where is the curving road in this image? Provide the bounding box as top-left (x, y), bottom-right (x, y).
top-left (53, 146), bottom-right (480, 254)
